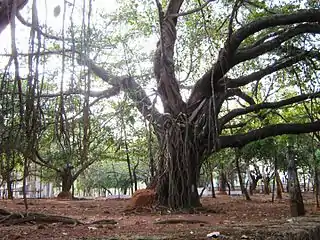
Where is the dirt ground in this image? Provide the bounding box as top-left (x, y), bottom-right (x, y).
top-left (0, 192), bottom-right (319, 240)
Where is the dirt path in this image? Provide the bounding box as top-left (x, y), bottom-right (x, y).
top-left (0, 193), bottom-right (319, 239)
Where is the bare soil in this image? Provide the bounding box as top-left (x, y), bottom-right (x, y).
top-left (0, 192), bottom-right (319, 239)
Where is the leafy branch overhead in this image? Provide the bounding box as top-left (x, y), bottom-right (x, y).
top-left (0, 0), bottom-right (319, 146)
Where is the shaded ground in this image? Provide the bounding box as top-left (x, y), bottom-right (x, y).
top-left (0, 192), bottom-right (320, 239)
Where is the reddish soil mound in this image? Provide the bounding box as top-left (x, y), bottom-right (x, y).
top-left (127, 189), bottom-right (156, 209)
top-left (56, 191), bottom-right (72, 200)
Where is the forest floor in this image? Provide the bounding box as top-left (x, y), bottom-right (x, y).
top-left (0, 192), bottom-right (320, 239)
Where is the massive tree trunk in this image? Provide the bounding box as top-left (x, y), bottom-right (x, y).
top-left (60, 167), bottom-right (73, 193)
top-left (156, 127), bottom-right (202, 208)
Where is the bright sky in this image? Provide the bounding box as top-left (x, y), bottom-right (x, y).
top-left (0, 0), bottom-right (164, 113)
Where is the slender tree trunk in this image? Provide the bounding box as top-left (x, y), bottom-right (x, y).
top-left (218, 171), bottom-right (228, 194)
top-left (288, 146), bottom-right (305, 217)
top-left (6, 179), bottom-right (13, 200)
top-left (302, 170), bottom-right (306, 192)
top-left (249, 174), bottom-right (261, 195)
top-left (272, 155), bottom-right (278, 202)
top-left (235, 150), bottom-right (250, 201)
top-left (275, 170), bottom-right (282, 199)
top-left (230, 173), bottom-right (236, 191)
top-left (199, 187), bottom-right (206, 197)
top-left (22, 155), bottom-right (28, 209)
top-left (263, 175), bottom-right (270, 194)
top-left (272, 174), bottom-right (276, 202)
top-left (311, 135), bottom-right (319, 208)
top-left (133, 170), bottom-right (138, 192)
top-left (133, 159), bottom-right (139, 192)
top-left (5, 154), bottom-right (13, 200)
top-left (124, 134), bottom-right (134, 194)
top-left (315, 168), bottom-right (319, 208)
top-left (210, 171), bottom-right (215, 198)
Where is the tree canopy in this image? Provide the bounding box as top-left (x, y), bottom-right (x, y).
top-left (0, 0), bottom-right (320, 209)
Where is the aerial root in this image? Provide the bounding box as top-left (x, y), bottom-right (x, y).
top-left (0, 208), bottom-right (118, 226)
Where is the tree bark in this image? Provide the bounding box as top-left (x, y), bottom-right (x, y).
top-left (235, 150), bottom-right (251, 201)
top-left (288, 146), bottom-right (305, 217)
top-left (6, 179), bottom-right (13, 200)
top-left (249, 172), bottom-right (262, 195)
top-left (210, 171), bottom-right (215, 198)
top-left (315, 167), bottom-right (319, 208)
top-left (262, 168), bottom-right (271, 195)
top-left (156, 130), bottom-right (201, 208)
top-left (275, 170), bottom-right (283, 199)
top-left (218, 171), bottom-right (228, 194)
top-left (61, 167), bottom-right (73, 193)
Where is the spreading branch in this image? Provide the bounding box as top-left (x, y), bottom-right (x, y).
top-left (78, 56), bottom-right (162, 123)
top-left (223, 53), bottom-right (313, 89)
top-left (219, 120), bottom-right (320, 149)
top-left (0, 0), bottom-right (28, 34)
top-left (170, 0), bottom-right (215, 17)
top-left (219, 91), bottom-right (320, 128)
top-left (188, 9), bottom-right (320, 106)
top-left (234, 23), bottom-right (320, 64)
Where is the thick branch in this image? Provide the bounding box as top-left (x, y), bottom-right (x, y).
top-left (78, 56), bottom-right (161, 122)
top-left (153, 0), bottom-right (186, 115)
top-left (219, 120), bottom-right (320, 149)
top-left (223, 53), bottom-right (310, 88)
top-left (219, 91), bottom-right (320, 128)
top-left (226, 88), bottom-right (255, 105)
top-left (34, 150), bottom-right (60, 172)
top-left (230, 10), bottom-right (320, 54)
top-left (170, 0), bottom-right (215, 17)
top-left (0, 0), bottom-right (28, 34)
top-left (235, 23), bottom-right (320, 64)
top-left (188, 9), bottom-right (320, 105)
top-left (3, 86), bottom-right (120, 99)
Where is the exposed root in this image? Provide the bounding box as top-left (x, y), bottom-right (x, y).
top-left (0, 209), bottom-right (81, 225)
top-left (0, 208), bottom-right (11, 215)
top-left (90, 219), bottom-right (117, 225)
top-left (0, 208), bottom-right (118, 226)
top-left (123, 206), bottom-right (156, 215)
top-left (154, 219), bottom-right (209, 224)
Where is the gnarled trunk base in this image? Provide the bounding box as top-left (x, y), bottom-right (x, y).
top-left (155, 125), bottom-right (202, 209)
